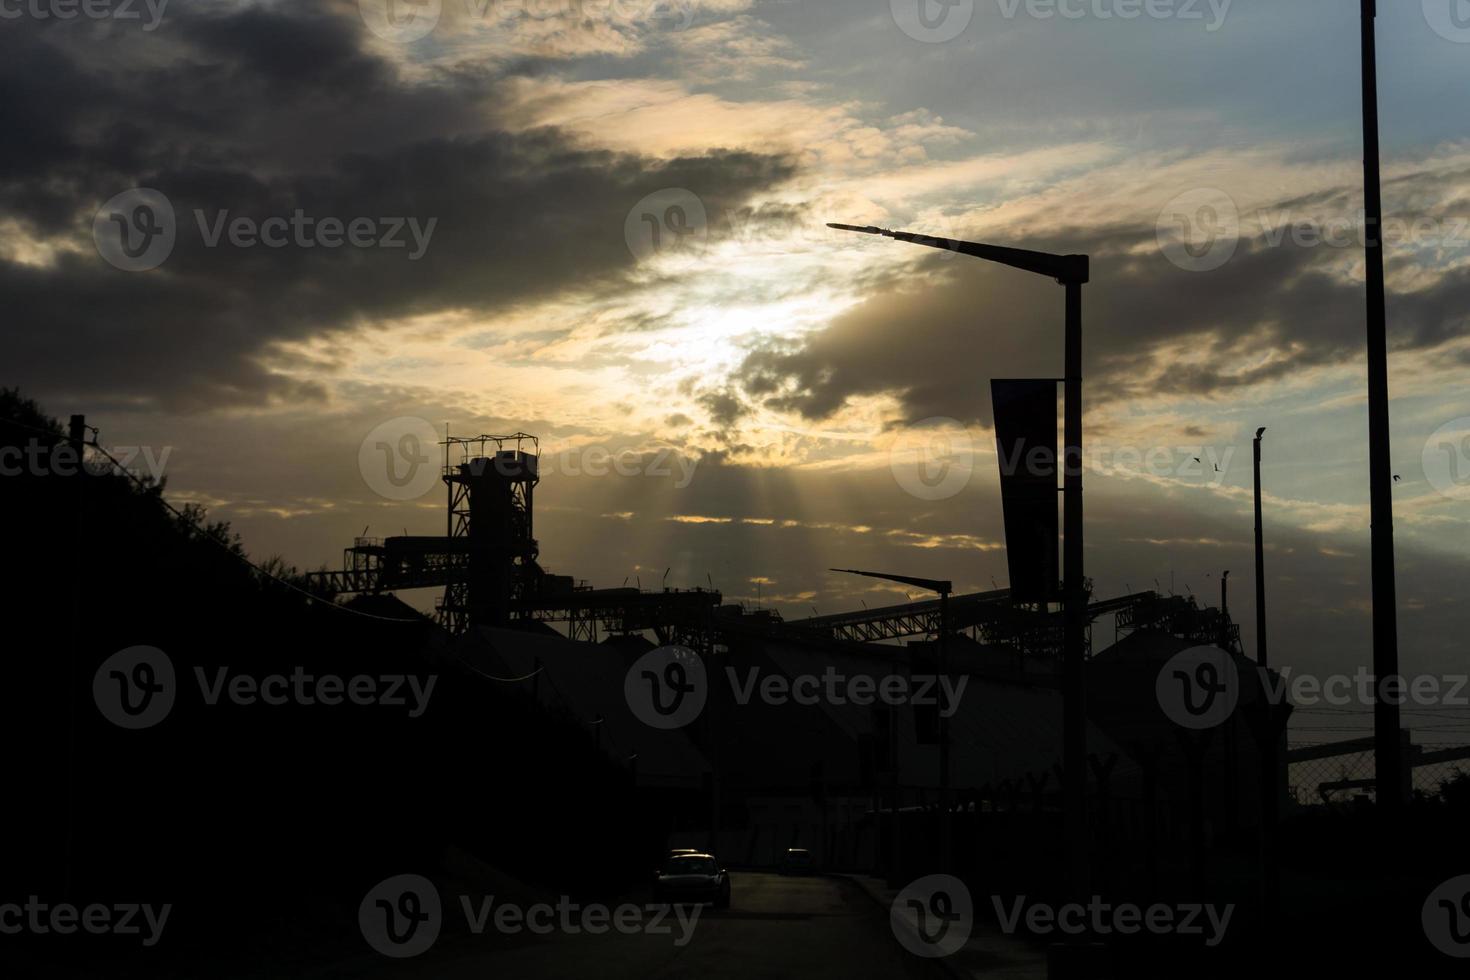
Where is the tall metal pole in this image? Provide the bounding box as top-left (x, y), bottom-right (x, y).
top-left (1250, 428), bottom-right (1282, 926)
top-left (889, 700), bottom-right (901, 888)
top-left (1062, 279), bottom-right (1088, 898)
top-left (1253, 430), bottom-right (1268, 668)
top-left (65, 413), bottom-right (86, 899)
top-left (938, 587), bottom-right (951, 872)
top-left (1360, 0), bottom-right (1403, 815)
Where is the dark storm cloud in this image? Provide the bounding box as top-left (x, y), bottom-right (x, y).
top-left (734, 187), bottom-right (1470, 427)
top-left (0, 4), bottom-right (796, 410)
top-left (697, 388), bottom-right (751, 429)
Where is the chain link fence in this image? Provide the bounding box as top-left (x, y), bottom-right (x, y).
top-left (1288, 741), bottom-right (1470, 806)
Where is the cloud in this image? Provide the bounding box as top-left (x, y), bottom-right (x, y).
top-left (729, 158), bottom-right (1470, 427)
top-left (0, 5), bottom-right (797, 410)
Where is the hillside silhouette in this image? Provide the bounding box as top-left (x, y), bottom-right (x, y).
top-left (0, 389), bottom-right (675, 977)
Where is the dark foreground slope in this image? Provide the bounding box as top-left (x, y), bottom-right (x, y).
top-left (0, 391), bottom-right (669, 978)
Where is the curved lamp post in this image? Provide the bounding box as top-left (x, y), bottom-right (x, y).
top-left (827, 223), bottom-right (1091, 897)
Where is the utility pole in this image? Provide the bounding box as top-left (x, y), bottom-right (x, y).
top-left (1360, 0), bottom-right (1403, 815)
top-left (1253, 429), bottom-right (1268, 668)
top-left (1061, 277), bottom-right (1088, 902)
top-left (1247, 427), bottom-right (1284, 928)
top-left (1220, 570), bottom-right (1231, 648)
top-left (65, 413), bottom-right (86, 899)
top-left (939, 586), bottom-right (951, 871)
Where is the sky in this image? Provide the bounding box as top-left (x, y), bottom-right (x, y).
top-left (4, 0), bottom-right (1469, 745)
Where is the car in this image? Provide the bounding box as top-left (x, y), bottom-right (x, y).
top-left (653, 852), bottom-right (731, 908)
top-left (779, 847), bottom-right (813, 875)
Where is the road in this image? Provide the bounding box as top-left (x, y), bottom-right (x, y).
top-left (353, 872), bottom-right (932, 980)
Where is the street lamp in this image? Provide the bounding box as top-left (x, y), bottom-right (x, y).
top-left (831, 568), bottom-right (952, 875)
top-left (827, 223), bottom-right (1091, 896)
